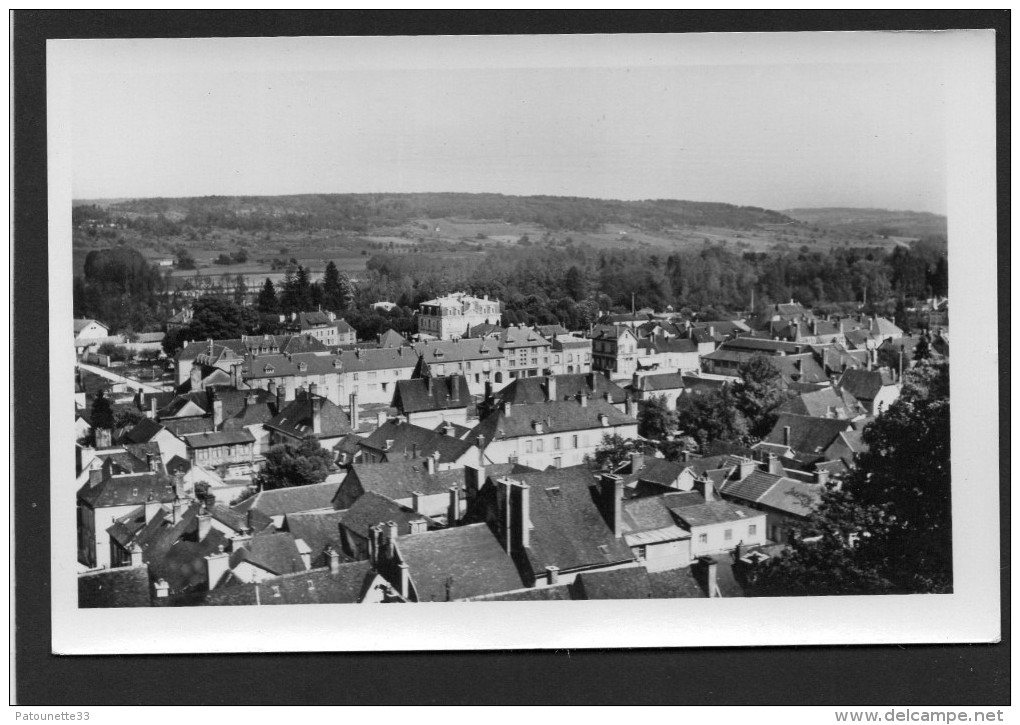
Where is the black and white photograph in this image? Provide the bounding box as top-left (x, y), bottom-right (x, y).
top-left (41, 27), bottom-right (1000, 657)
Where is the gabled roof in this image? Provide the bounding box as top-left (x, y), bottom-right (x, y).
top-left (471, 397), bottom-right (636, 443)
top-left (535, 324), bottom-right (570, 338)
top-left (762, 414), bottom-right (855, 455)
top-left (775, 386), bottom-right (866, 419)
top-left (182, 429), bottom-right (255, 449)
top-left (495, 373), bottom-right (629, 406)
top-left (200, 561), bottom-right (376, 606)
top-left (122, 417), bottom-right (169, 445)
top-left (77, 471), bottom-right (177, 509)
top-left (633, 372), bottom-right (685, 392)
top-left (397, 523), bottom-right (525, 602)
top-left (344, 459), bottom-right (465, 501)
top-left (265, 392), bottom-right (352, 440)
top-left (756, 477), bottom-right (823, 518)
top-left (339, 490), bottom-right (425, 540)
top-left (283, 510), bottom-right (347, 564)
top-left (837, 368), bottom-right (897, 401)
top-left (297, 311), bottom-right (333, 329)
top-left (236, 480), bottom-right (341, 518)
top-left (393, 375), bottom-right (471, 414)
top-left (497, 326), bottom-right (550, 349)
top-left (78, 565), bottom-right (151, 608)
top-left (617, 456), bottom-right (689, 488)
top-left (509, 467), bottom-right (635, 572)
top-left (162, 417), bottom-right (215, 437)
top-left (376, 328), bottom-right (407, 347)
top-left (620, 496), bottom-right (680, 534)
top-left (74, 318), bottom-right (108, 334)
top-left (335, 318), bottom-right (355, 334)
top-left (574, 567), bottom-right (653, 599)
top-left (229, 532), bottom-right (307, 576)
top-left (670, 500), bottom-right (762, 528)
top-left (414, 338), bottom-right (504, 364)
top-left (358, 420), bottom-right (474, 464)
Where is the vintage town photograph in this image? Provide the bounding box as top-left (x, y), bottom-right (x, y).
top-left (68, 34), bottom-right (952, 609)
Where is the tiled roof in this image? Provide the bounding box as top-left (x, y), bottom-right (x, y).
top-left (775, 386), bottom-right (865, 419)
top-left (550, 333), bottom-right (591, 350)
top-left (162, 417), bottom-right (214, 437)
top-left (647, 567), bottom-right (708, 599)
top-left (201, 561), bottom-right (376, 606)
top-left (335, 318), bottom-right (355, 334)
top-left (635, 373), bottom-right (686, 392)
top-left (414, 338), bottom-right (504, 364)
top-left (498, 326), bottom-right (550, 350)
top-left (77, 471), bottom-right (177, 509)
top-left (240, 481), bottom-right (341, 518)
top-left (671, 500), bottom-right (762, 528)
top-left (358, 420), bottom-right (474, 464)
top-left (78, 565), bottom-right (151, 608)
top-left (74, 318), bottom-right (105, 334)
top-left (620, 496), bottom-right (677, 534)
top-left (510, 467), bottom-right (635, 572)
top-left (284, 510), bottom-right (347, 565)
top-left (838, 368), bottom-right (896, 401)
top-left (182, 429), bottom-right (255, 449)
top-left (122, 417), bottom-right (168, 445)
top-left (229, 532), bottom-right (307, 576)
top-left (394, 375), bottom-right (471, 414)
top-left (756, 478), bottom-right (823, 517)
top-left (207, 503), bottom-right (247, 533)
top-left (719, 470), bottom-right (782, 502)
top-left (763, 413), bottom-right (855, 455)
top-left (773, 354), bottom-right (828, 384)
top-left (298, 311), bottom-right (333, 329)
top-left (339, 491), bottom-right (426, 540)
top-left (397, 523), bottom-right (525, 602)
top-left (266, 392), bottom-right (353, 440)
top-left (618, 457), bottom-right (687, 488)
top-left (471, 397), bottom-right (636, 443)
top-left (574, 567), bottom-right (653, 599)
top-left (495, 373), bottom-right (628, 406)
top-left (377, 329), bottom-right (407, 347)
top-left (344, 460), bottom-right (466, 501)
top-left (471, 585), bottom-right (573, 602)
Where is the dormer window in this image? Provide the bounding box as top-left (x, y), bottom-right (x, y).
top-left (263, 364), bottom-right (274, 374)
top-left (298, 362), bottom-right (308, 372)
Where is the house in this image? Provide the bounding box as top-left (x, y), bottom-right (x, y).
top-left (756, 413), bottom-right (867, 468)
top-left (181, 429), bottom-right (256, 470)
top-left (290, 310), bottom-right (341, 346)
top-left (281, 510), bottom-right (348, 568)
top-left (616, 487), bottom-right (696, 572)
top-left (413, 338), bottom-right (509, 395)
top-left (192, 558), bottom-right (391, 606)
top-left (635, 335), bottom-right (700, 374)
top-left (417, 292), bottom-right (502, 340)
top-left (210, 531), bottom-right (310, 587)
top-left (719, 468), bottom-right (826, 544)
top-left (774, 386), bottom-right (867, 421)
top-left (392, 374), bottom-right (472, 428)
top-left (354, 419), bottom-right (482, 470)
top-left (264, 386), bottom-right (354, 450)
top-left (336, 491), bottom-right (439, 560)
top-left (376, 328), bottom-right (408, 348)
top-left (748, 300), bottom-right (816, 331)
top-left (232, 480), bottom-right (342, 529)
top-left (372, 522), bottom-right (526, 602)
top-left (496, 325), bottom-right (552, 380)
top-left (335, 458), bottom-right (470, 522)
top-left (547, 333), bottom-right (593, 375)
top-left (836, 368), bottom-right (901, 415)
top-left (477, 467), bottom-right (637, 587)
top-left (166, 306), bottom-right (193, 331)
top-left (470, 389), bottom-right (639, 471)
top-left (176, 334), bottom-right (328, 388)
top-left (590, 324), bottom-right (642, 381)
top-left (482, 372), bottom-right (631, 416)
top-left (667, 488), bottom-right (767, 561)
top-left (73, 318), bottom-right (110, 357)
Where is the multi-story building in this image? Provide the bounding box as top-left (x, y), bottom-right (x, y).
top-left (548, 334), bottom-right (593, 375)
top-left (417, 292), bottom-right (501, 340)
top-left (413, 338), bottom-right (509, 395)
top-left (590, 324), bottom-right (641, 382)
top-left (497, 325), bottom-right (552, 380)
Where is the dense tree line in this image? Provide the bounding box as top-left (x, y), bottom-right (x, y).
top-left (73, 247), bottom-right (168, 333)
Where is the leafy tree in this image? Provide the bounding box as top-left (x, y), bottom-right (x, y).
top-left (232, 274), bottom-right (248, 307)
top-left (90, 390), bottom-right (115, 431)
top-left (674, 387), bottom-right (749, 448)
top-left (256, 278), bottom-right (278, 314)
top-left (177, 295), bottom-right (259, 343)
top-left (637, 394), bottom-right (677, 440)
top-left (589, 434), bottom-right (657, 472)
top-left (731, 353), bottom-right (787, 439)
top-left (913, 335), bottom-right (932, 362)
top-left (254, 437), bottom-right (334, 490)
top-left (175, 247), bottom-right (197, 270)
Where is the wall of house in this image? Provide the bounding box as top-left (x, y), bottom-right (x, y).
top-left (548, 348), bottom-right (593, 376)
top-left (79, 502), bottom-right (141, 569)
top-left (635, 538), bottom-right (691, 572)
top-left (427, 359), bottom-right (508, 396)
top-left (688, 515), bottom-right (766, 559)
top-left (191, 442), bottom-right (254, 467)
top-left (406, 407), bottom-right (469, 430)
top-left (154, 430), bottom-right (188, 465)
top-left (872, 385), bottom-right (901, 415)
top-left (483, 422), bottom-right (639, 470)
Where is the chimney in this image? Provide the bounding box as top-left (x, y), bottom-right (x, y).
top-left (172, 496), bottom-right (188, 524)
top-left (149, 396), bottom-right (157, 419)
top-left (309, 382), bottom-right (318, 397)
top-left (708, 325), bottom-right (715, 338)
top-left (409, 518), bottom-right (428, 535)
top-left (484, 380), bottom-right (494, 400)
top-left (426, 376), bottom-right (434, 395)
top-left (768, 454), bottom-right (785, 476)
top-left (197, 507), bottom-right (212, 541)
top-left (368, 525), bottom-right (381, 567)
top-left (783, 425), bottom-right (792, 448)
top-left (738, 458), bottom-right (757, 481)
top-left (447, 485), bottom-right (460, 525)
top-left (815, 469), bottom-right (831, 486)
top-left (703, 478), bottom-right (715, 502)
top-left (546, 376), bottom-right (557, 402)
top-left (599, 474), bottom-right (624, 537)
top-left (212, 392), bottom-right (224, 428)
top-left (599, 413), bottom-right (609, 427)
top-left (444, 422), bottom-right (456, 437)
top-left (425, 454), bottom-right (436, 475)
top-left (397, 562), bottom-right (410, 599)
top-left (231, 363), bottom-right (243, 389)
top-left (534, 419), bottom-right (544, 435)
top-left (604, 391), bottom-right (612, 404)
top-left (144, 492), bottom-right (161, 524)
top-left (348, 392), bottom-right (359, 431)
top-left (546, 565), bottom-right (560, 586)
top-left (147, 453), bottom-right (159, 472)
top-left (153, 578), bottom-right (170, 599)
top-left (449, 374), bottom-right (460, 403)
top-left (205, 545), bottom-right (230, 590)
top-left (326, 546), bottom-right (341, 574)
top-left (246, 390), bottom-right (258, 407)
top-left (311, 394), bottom-right (323, 435)
top-left (629, 451), bottom-right (644, 475)
top-left (129, 543), bottom-right (144, 568)
top-left (811, 319), bottom-right (818, 335)
top-left (277, 382), bottom-right (287, 411)
top-left (681, 449), bottom-right (692, 463)
top-left (95, 427), bottom-right (112, 449)
top-left (578, 390), bottom-right (588, 407)
top-left (503, 400), bottom-right (512, 417)
top-left (625, 395), bottom-right (636, 418)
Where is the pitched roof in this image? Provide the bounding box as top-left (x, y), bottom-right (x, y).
top-left (283, 510), bottom-right (347, 564)
top-left (162, 417), bottom-right (215, 437)
top-left (339, 490), bottom-right (426, 540)
top-left (574, 567), bottom-right (653, 599)
top-left (397, 523), bottom-right (525, 602)
top-left (495, 373), bottom-right (629, 406)
top-left (265, 392), bottom-right (353, 440)
top-left (358, 420), bottom-right (474, 464)
top-left (471, 397), bottom-right (636, 443)
top-left (671, 500), bottom-right (762, 528)
top-left (377, 329), bottom-right (408, 347)
top-left (838, 368), bottom-right (897, 401)
top-left (122, 417), bottom-right (168, 444)
top-left (620, 496), bottom-right (679, 534)
top-left (647, 567), bottom-right (708, 599)
top-left (182, 429), bottom-right (255, 449)
top-left (238, 480), bottom-right (342, 518)
top-left (229, 532), bottom-right (307, 576)
top-left (201, 561), bottom-right (376, 606)
top-left (74, 318), bottom-right (107, 334)
top-left (756, 477), bottom-right (823, 518)
top-left (775, 386), bottom-right (865, 419)
top-left (414, 338), bottom-right (504, 364)
top-left (763, 413), bottom-right (855, 455)
top-left (719, 470), bottom-right (783, 503)
top-left (77, 471), bottom-right (178, 509)
top-left (344, 459), bottom-right (465, 501)
top-left (393, 375), bottom-right (471, 414)
top-left (617, 456), bottom-right (688, 488)
top-left (634, 373), bottom-right (686, 392)
top-left (78, 565), bottom-right (151, 608)
top-left (297, 311), bottom-right (333, 329)
top-left (498, 326), bottom-right (550, 349)
top-left (509, 467), bottom-right (635, 572)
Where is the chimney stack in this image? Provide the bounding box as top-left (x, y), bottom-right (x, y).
top-left (546, 565), bottom-right (560, 586)
top-left (629, 451), bottom-right (644, 475)
top-left (397, 562), bottom-right (410, 599)
top-left (448, 485), bottom-right (460, 525)
top-left (625, 395), bottom-right (636, 418)
top-left (211, 392), bottom-right (224, 428)
top-left (368, 525), bottom-right (381, 567)
top-left (783, 425), bottom-right (792, 448)
top-left (578, 390), bottom-right (588, 407)
top-left (816, 469), bottom-right (831, 486)
top-left (150, 396), bottom-right (157, 419)
top-left (599, 473), bottom-right (624, 537)
top-left (349, 392), bottom-right (359, 431)
top-left (197, 507), bottom-right (212, 541)
top-left (738, 458), bottom-right (756, 481)
top-left (444, 422), bottom-right (456, 437)
top-left (129, 543), bottom-right (144, 568)
top-left (327, 546), bottom-right (341, 574)
top-left (425, 454), bottom-right (436, 475)
top-left (449, 375), bottom-right (460, 403)
top-left (503, 401), bottom-right (512, 417)
top-left (311, 394), bottom-right (323, 435)
top-left (205, 545), bottom-right (230, 590)
top-left (703, 478), bottom-right (715, 502)
top-left (386, 521), bottom-right (399, 560)
top-left (546, 376), bottom-right (557, 402)
top-left (277, 383), bottom-right (287, 412)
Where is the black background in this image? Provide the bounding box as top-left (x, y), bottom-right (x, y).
top-left (12, 10), bottom-right (1010, 706)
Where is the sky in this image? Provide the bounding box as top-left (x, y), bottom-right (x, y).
top-left (57, 33), bottom-right (952, 214)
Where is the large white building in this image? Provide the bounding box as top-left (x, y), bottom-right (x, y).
top-left (417, 292), bottom-right (501, 341)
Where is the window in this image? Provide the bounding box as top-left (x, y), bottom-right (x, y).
top-left (636, 545), bottom-right (647, 561)
top-left (572, 435), bottom-right (579, 448)
top-left (553, 437), bottom-right (561, 450)
top-left (748, 525), bottom-right (757, 536)
top-left (353, 373), bottom-right (359, 381)
top-left (724, 529), bottom-right (733, 541)
top-left (536, 440), bottom-right (544, 452)
top-left (525, 441), bottom-right (533, 453)
top-left (698, 533), bottom-right (708, 544)
top-left (553, 457), bottom-right (562, 469)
